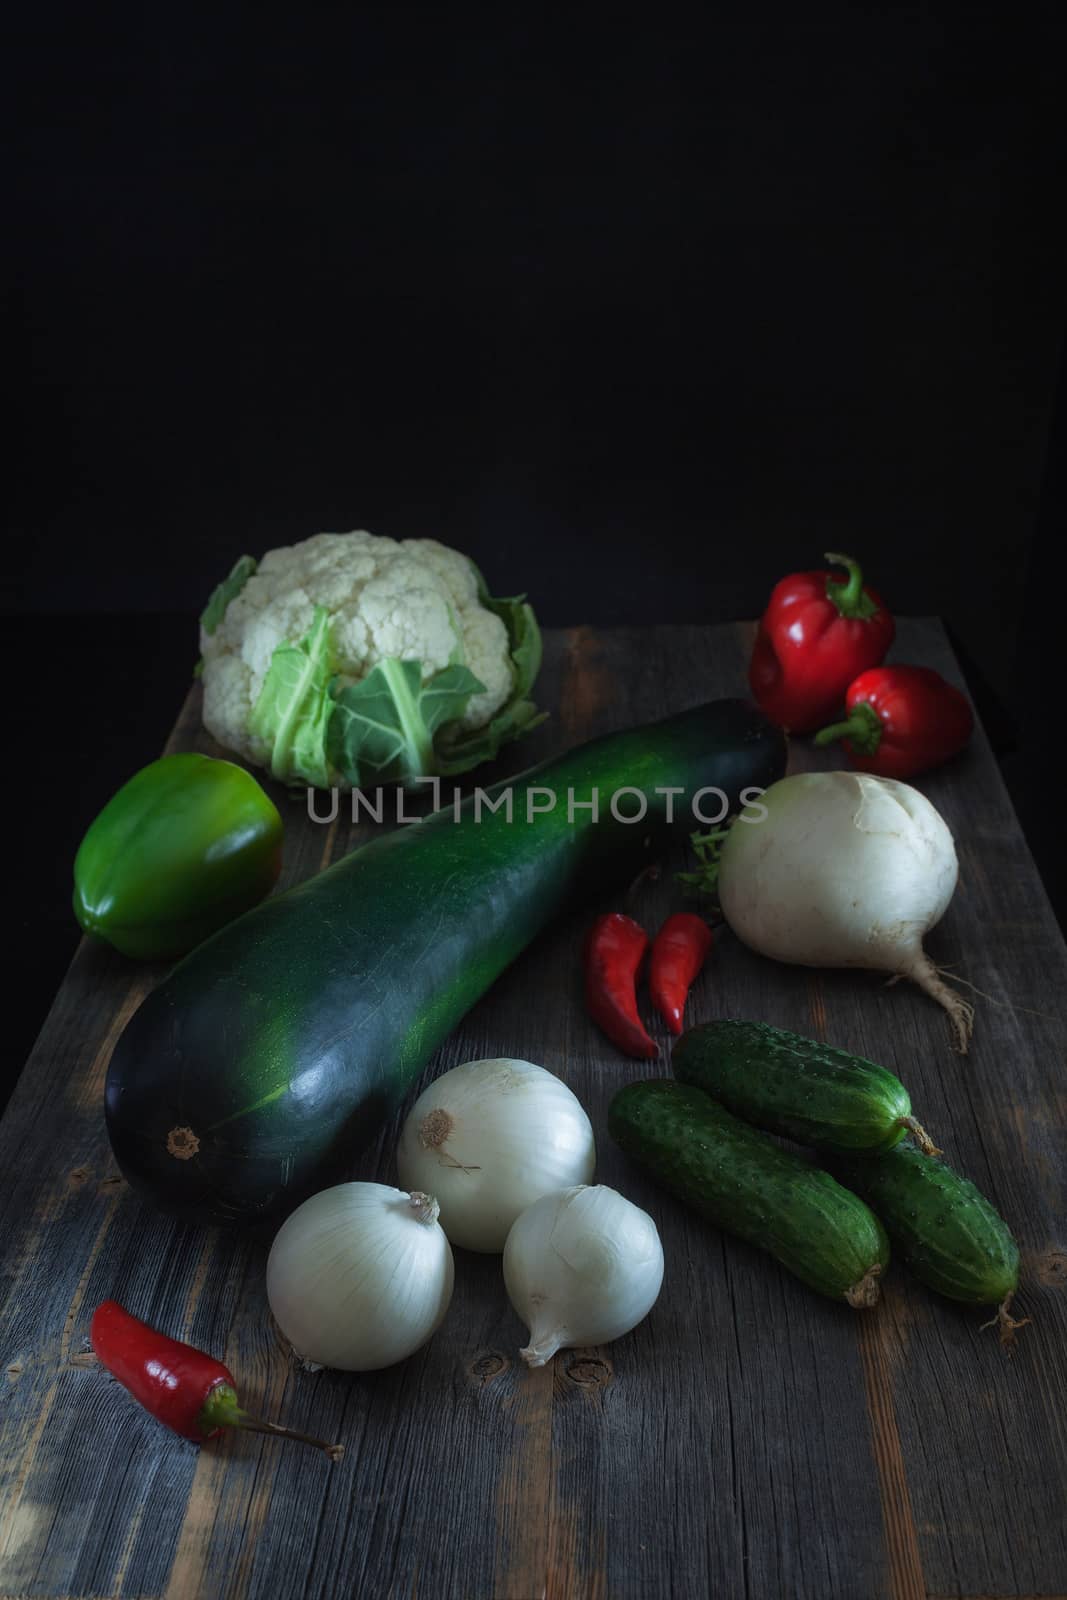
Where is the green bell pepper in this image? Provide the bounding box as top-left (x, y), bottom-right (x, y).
top-left (74, 754), bottom-right (284, 959)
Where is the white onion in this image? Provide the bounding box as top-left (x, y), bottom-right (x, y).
top-left (503, 1185), bottom-right (664, 1366)
top-left (266, 1182), bottom-right (454, 1371)
top-left (396, 1058), bottom-right (596, 1253)
top-left (718, 770), bottom-right (973, 1050)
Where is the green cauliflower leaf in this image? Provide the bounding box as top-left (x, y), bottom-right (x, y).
top-left (248, 606), bottom-right (334, 788)
top-left (200, 555), bottom-right (258, 635)
top-left (328, 659), bottom-right (486, 787)
top-left (437, 570), bottom-right (547, 772)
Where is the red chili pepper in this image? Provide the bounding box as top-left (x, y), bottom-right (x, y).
top-left (649, 913), bottom-right (713, 1035)
top-left (813, 665), bottom-right (974, 779)
top-left (749, 552), bottom-right (895, 733)
top-left (90, 1300), bottom-right (343, 1460)
top-left (584, 913), bottom-right (658, 1059)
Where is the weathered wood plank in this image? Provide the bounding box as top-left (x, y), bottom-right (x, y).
top-left (0, 620), bottom-right (1064, 1600)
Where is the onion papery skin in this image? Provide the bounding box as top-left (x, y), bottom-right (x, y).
top-left (502, 1185), bottom-right (664, 1364)
top-left (397, 1058), bottom-right (596, 1253)
top-left (266, 1182), bottom-right (454, 1371)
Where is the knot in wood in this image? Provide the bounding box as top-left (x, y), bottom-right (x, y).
top-left (565, 1356), bottom-right (612, 1387)
top-left (1037, 1248), bottom-right (1067, 1286)
top-left (470, 1352), bottom-right (506, 1382)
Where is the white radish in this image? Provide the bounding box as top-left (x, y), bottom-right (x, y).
top-left (717, 770), bottom-right (973, 1051)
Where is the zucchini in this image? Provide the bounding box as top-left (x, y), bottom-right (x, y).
top-left (106, 698), bottom-right (785, 1224)
top-left (609, 1079), bottom-right (889, 1306)
top-left (672, 1020), bottom-right (938, 1155)
top-left (834, 1141), bottom-right (1029, 1346)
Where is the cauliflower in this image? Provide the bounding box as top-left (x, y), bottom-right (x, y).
top-left (198, 531), bottom-right (543, 789)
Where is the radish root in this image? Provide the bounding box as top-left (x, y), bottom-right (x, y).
top-left (905, 957), bottom-right (974, 1054)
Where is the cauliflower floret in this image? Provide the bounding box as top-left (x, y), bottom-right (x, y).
top-left (200, 652), bottom-right (263, 767)
top-left (402, 538), bottom-right (482, 611)
top-left (199, 529), bottom-right (522, 771)
top-left (332, 560), bottom-right (458, 684)
top-left (402, 537), bottom-right (513, 727)
top-left (457, 606), bottom-right (513, 730)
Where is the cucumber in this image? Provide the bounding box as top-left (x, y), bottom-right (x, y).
top-left (834, 1141), bottom-right (1028, 1345)
top-left (672, 1020), bottom-right (938, 1155)
top-left (106, 698), bottom-right (785, 1225)
top-left (609, 1079), bottom-right (889, 1305)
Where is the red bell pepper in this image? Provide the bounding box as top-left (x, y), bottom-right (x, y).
top-left (814, 665), bottom-right (974, 779)
top-left (90, 1300), bottom-right (343, 1459)
top-left (749, 553), bottom-right (895, 733)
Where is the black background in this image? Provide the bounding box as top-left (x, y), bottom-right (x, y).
top-left (8, 9), bottom-right (1067, 1106)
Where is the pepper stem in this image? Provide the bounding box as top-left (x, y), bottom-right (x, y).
top-left (824, 552), bottom-right (879, 620)
top-left (814, 714), bottom-right (866, 747)
top-left (813, 701), bottom-right (883, 754)
top-left (199, 1384), bottom-right (344, 1461)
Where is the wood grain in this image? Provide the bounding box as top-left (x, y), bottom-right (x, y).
top-left (1, 620), bottom-right (1065, 1600)
top-left (808, 974), bottom-right (924, 1600)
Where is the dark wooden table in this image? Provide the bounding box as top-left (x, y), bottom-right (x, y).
top-left (1, 621), bottom-right (1065, 1600)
